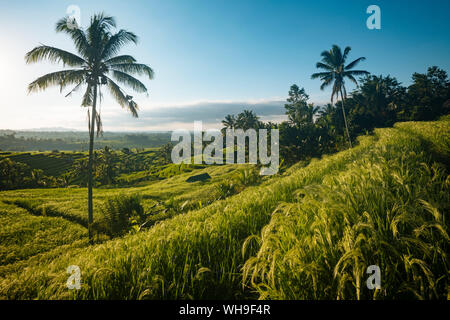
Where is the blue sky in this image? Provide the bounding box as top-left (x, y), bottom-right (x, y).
top-left (0, 0), bottom-right (449, 131)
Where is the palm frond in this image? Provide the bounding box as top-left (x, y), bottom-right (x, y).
top-left (91, 13), bottom-right (116, 30)
top-left (320, 75), bottom-right (334, 90)
top-left (331, 44), bottom-right (342, 65)
top-left (331, 82), bottom-right (340, 103)
top-left (82, 83), bottom-right (94, 107)
top-left (102, 30), bottom-right (138, 60)
top-left (95, 112), bottom-right (103, 137)
top-left (320, 50), bottom-right (335, 66)
top-left (109, 63), bottom-right (154, 79)
top-left (342, 46), bottom-right (351, 60)
top-left (315, 62), bottom-right (333, 71)
top-left (345, 70), bottom-right (370, 76)
top-left (28, 69), bottom-right (86, 93)
top-left (65, 81), bottom-right (84, 97)
top-left (85, 14), bottom-right (117, 57)
top-left (25, 45), bottom-right (86, 67)
top-left (104, 55), bottom-right (136, 65)
top-left (87, 13), bottom-right (116, 42)
top-left (110, 70), bottom-right (148, 93)
top-left (345, 57), bottom-right (366, 70)
top-left (55, 18), bottom-right (91, 58)
top-left (311, 72), bottom-right (332, 80)
top-left (106, 77), bottom-right (139, 117)
top-left (345, 74), bottom-right (359, 87)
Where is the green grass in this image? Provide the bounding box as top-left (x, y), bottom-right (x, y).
top-left (0, 119), bottom-right (448, 300)
top-left (0, 201), bottom-right (89, 271)
top-left (243, 121), bottom-right (449, 300)
top-left (0, 164), bottom-right (246, 235)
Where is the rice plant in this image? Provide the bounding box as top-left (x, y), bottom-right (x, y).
top-left (243, 121), bottom-right (449, 300)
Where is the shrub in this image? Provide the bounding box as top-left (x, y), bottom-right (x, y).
top-left (101, 194), bottom-right (145, 238)
top-left (214, 181), bottom-right (238, 200)
top-left (233, 167), bottom-right (261, 189)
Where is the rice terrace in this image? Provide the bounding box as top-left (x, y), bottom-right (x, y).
top-left (0, 0), bottom-right (449, 308)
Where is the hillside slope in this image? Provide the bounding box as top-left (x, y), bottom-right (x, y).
top-left (0, 119), bottom-right (448, 299)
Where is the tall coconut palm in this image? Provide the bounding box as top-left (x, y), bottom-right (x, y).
top-left (311, 45), bottom-right (369, 147)
top-left (25, 13), bottom-right (154, 243)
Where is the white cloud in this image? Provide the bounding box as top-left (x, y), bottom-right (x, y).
top-left (98, 98), bottom-right (288, 131)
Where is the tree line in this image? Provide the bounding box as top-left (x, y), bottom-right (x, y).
top-left (0, 132), bottom-right (171, 152)
top-left (221, 65), bottom-right (449, 164)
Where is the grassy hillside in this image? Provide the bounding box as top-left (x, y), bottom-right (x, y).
top-left (0, 201), bottom-right (88, 267)
top-left (0, 119), bottom-right (448, 299)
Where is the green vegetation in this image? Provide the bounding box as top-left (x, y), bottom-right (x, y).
top-left (99, 194), bottom-right (146, 237)
top-left (244, 120), bottom-right (449, 300)
top-left (0, 201), bottom-right (88, 267)
top-left (0, 118), bottom-right (447, 299)
top-left (0, 148), bottom-right (167, 190)
top-left (220, 54), bottom-right (450, 167)
top-left (0, 131), bottom-right (171, 152)
top-left (0, 152), bottom-right (84, 176)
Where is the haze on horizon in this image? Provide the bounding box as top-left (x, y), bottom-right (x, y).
top-left (1, 0), bottom-right (449, 131)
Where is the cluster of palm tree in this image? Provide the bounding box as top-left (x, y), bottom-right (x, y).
top-left (220, 45), bottom-right (369, 158)
top-left (221, 110), bottom-right (261, 131)
top-left (223, 45), bottom-right (449, 165)
top-left (219, 45), bottom-right (370, 162)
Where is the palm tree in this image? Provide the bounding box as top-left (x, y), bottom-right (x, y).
top-left (236, 110), bottom-right (260, 130)
top-left (25, 13), bottom-right (154, 243)
top-left (318, 103), bottom-right (335, 119)
top-left (305, 104), bottom-right (320, 124)
top-left (222, 114), bottom-right (236, 129)
top-left (311, 45), bottom-right (369, 147)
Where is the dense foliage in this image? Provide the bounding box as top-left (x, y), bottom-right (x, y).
top-left (222, 66), bottom-right (450, 164)
top-left (0, 158), bottom-right (65, 190)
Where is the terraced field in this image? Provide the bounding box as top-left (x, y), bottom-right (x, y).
top-left (0, 148), bottom-right (161, 179)
top-left (0, 119), bottom-right (448, 300)
top-left (0, 152), bottom-right (86, 177)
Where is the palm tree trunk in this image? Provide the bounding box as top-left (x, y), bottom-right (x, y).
top-left (87, 84), bottom-right (97, 244)
top-left (339, 88), bottom-right (352, 148)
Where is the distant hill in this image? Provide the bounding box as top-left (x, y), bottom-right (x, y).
top-left (26, 127), bottom-right (81, 132)
top-left (0, 130), bottom-right (172, 151)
